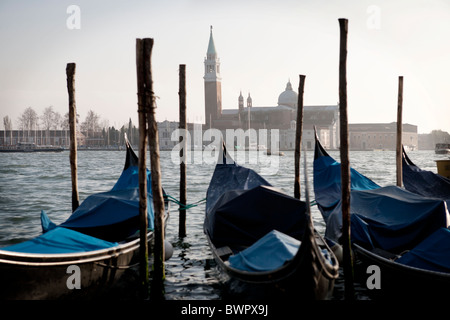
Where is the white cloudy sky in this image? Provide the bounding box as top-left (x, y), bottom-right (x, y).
top-left (0, 0), bottom-right (449, 133)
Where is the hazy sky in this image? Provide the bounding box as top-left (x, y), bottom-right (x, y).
top-left (1, 0), bottom-right (449, 133)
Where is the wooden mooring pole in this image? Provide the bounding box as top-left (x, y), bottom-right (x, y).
top-left (396, 76), bottom-right (404, 187)
top-left (144, 42), bottom-right (166, 301)
top-left (179, 64), bottom-right (187, 238)
top-left (338, 18), bottom-right (355, 300)
top-left (136, 38), bottom-right (151, 299)
top-left (294, 75), bottom-right (306, 200)
top-left (66, 63), bottom-right (79, 212)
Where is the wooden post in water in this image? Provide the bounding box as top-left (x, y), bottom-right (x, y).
top-left (294, 75), bottom-right (306, 200)
top-left (66, 63), bottom-right (79, 212)
top-left (144, 41), bottom-right (166, 300)
top-left (338, 18), bottom-right (355, 300)
top-left (136, 38), bottom-right (150, 299)
top-left (179, 64), bottom-right (187, 238)
top-left (396, 76), bottom-right (404, 187)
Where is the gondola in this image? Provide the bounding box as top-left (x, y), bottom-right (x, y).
top-left (204, 142), bottom-right (339, 300)
top-left (0, 139), bottom-right (169, 300)
top-left (402, 146), bottom-right (450, 204)
top-left (313, 134), bottom-right (450, 300)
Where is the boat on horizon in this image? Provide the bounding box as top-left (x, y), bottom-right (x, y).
top-left (435, 143), bottom-right (450, 154)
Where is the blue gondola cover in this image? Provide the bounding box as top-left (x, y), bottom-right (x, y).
top-left (205, 154), bottom-right (308, 249)
top-left (313, 154), bottom-right (380, 222)
top-left (314, 141), bottom-right (449, 253)
top-left (402, 151), bottom-right (450, 204)
top-left (396, 228), bottom-right (450, 272)
top-left (1, 227), bottom-right (118, 254)
top-left (41, 164), bottom-right (155, 242)
top-left (348, 186), bottom-right (448, 252)
top-left (205, 161), bottom-right (271, 215)
top-left (2, 145), bottom-right (156, 254)
top-left (206, 179), bottom-right (307, 249)
top-left (228, 230), bottom-right (300, 272)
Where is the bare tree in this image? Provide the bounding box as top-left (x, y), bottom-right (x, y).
top-left (81, 110), bottom-right (101, 139)
top-left (53, 112), bottom-right (62, 129)
top-left (18, 107), bottom-right (38, 142)
top-left (3, 116), bottom-right (12, 130)
top-left (41, 106), bottom-right (56, 145)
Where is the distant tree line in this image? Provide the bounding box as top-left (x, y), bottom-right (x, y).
top-left (418, 130), bottom-right (450, 150)
top-left (2, 107), bottom-right (138, 147)
top-left (429, 130), bottom-right (450, 143)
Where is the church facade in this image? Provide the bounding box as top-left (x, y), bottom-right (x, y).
top-left (203, 27), bottom-right (340, 150)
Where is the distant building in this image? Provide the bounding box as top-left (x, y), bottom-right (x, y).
top-left (203, 26), bottom-right (339, 150)
top-left (158, 120), bottom-right (179, 150)
top-left (349, 123), bottom-right (418, 151)
top-left (158, 120), bottom-right (205, 151)
top-left (0, 129), bottom-right (85, 147)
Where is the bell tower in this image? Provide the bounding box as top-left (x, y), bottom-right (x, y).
top-left (238, 91), bottom-right (244, 111)
top-left (204, 26), bottom-right (222, 129)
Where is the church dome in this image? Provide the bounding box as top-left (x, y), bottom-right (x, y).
top-left (277, 80), bottom-right (298, 109)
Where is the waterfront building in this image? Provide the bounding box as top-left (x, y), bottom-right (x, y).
top-left (203, 26), bottom-right (339, 150)
top-left (0, 129), bottom-right (85, 147)
top-left (159, 120), bottom-right (179, 151)
top-left (349, 123), bottom-right (418, 151)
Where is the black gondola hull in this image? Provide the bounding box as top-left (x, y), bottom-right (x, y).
top-left (204, 143), bottom-right (338, 300)
top-left (353, 244), bottom-right (450, 300)
top-left (0, 232), bottom-right (148, 300)
top-left (207, 232), bottom-right (337, 300)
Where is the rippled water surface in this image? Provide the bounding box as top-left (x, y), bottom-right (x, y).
top-left (0, 148), bottom-right (446, 299)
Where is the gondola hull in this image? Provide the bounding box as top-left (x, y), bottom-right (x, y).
top-left (353, 244), bottom-right (450, 300)
top-left (313, 134), bottom-right (450, 300)
top-left (206, 231), bottom-right (337, 300)
top-left (204, 144), bottom-right (339, 300)
top-left (0, 232), bottom-right (150, 300)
